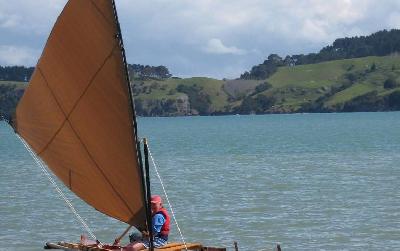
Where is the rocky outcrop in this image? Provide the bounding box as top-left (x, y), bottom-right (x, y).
top-left (134, 94), bottom-right (191, 116)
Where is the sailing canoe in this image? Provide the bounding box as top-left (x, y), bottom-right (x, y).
top-left (12, 0), bottom-right (228, 250)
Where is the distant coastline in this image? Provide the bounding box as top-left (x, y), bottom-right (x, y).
top-left (1, 56), bottom-right (400, 118)
top-left (2, 29), bottom-right (400, 117)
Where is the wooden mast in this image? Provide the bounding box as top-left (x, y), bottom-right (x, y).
top-left (110, 0), bottom-right (152, 245)
top-left (143, 138), bottom-right (154, 251)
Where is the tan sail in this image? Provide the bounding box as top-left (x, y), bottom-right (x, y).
top-left (13, 0), bottom-right (146, 229)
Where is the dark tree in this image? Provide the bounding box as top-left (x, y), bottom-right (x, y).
top-left (176, 84), bottom-right (211, 115)
top-left (342, 91), bottom-right (385, 112)
top-left (127, 64), bottom-right (172, 80)
top-left (370, 62), bottom-right (376, 71)
top-left (240, 29), bottom-right (400, 79)
top-left (388, 90), bottom-right (400, 109)
top-left (253, 82), bottom-right (272, 94)
top-left (384, 78), bottom-right (398, 89)
top-left (234, 94), bottom-right (276, 114)
top-left (0, 66), bottom-right (34, 81)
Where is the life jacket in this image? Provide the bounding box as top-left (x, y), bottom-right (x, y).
top-left (153, 207), bottom-right (170, 237)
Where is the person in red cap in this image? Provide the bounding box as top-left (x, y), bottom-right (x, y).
top-left (126, 195), bottom-right (170, 251)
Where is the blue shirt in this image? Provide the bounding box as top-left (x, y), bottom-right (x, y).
top-left (152, 213), bottom-right (166, 234)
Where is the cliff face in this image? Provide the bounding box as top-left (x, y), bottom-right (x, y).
top-left (131, 56), bottom-right (400, 116)
top-left (175, 95), bottom-right (191, 115)
top-left (132, 77), bottom-right (228, 116)
top-left (134, 94), bottom-right (192, 116)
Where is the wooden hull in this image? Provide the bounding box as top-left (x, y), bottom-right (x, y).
top-left (45, 242), bottom-right (120, 251)
top-left (44, 241), bottom-right (225, 251)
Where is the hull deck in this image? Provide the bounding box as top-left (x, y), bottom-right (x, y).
top-left (45, 241), bottom-right (225, 251)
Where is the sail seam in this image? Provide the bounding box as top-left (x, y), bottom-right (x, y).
top-left (37, 43), bottom-right (118, 155)
top-left (89, 0), bottom-right (115, 28)
top-left (36, 67), bottom-right (70, 152)
top-left (63, 117), bottom-right (136, 217)
top-left (33, 0), bottom-right (71, 79)
top-left (35, 44), bottom-right (136, 217)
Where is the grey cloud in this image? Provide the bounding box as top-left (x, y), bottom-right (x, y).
top-left (1, 0), bottom-right (400, 78)
top-left (203, 38), bottom-right (247, 55)
top-left (0, 45), bottom-right (39, 65)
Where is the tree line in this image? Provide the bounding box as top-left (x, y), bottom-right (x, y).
top-left (0, 64), bottom-right (172, 82)
top-left (0, 66), bottom-right (34, 82)
top-left (241, 29), bottom-right (400, 80)
top-left (127, 64), bottom-right (172, 80)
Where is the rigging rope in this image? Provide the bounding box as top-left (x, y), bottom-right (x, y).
top-left (15, 134), bottom-right (99, 242)
top-left (146, 143), bottom-right (188, 251)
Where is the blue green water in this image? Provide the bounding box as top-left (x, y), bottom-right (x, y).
top-left (1, 112), bottom-right (400, 250)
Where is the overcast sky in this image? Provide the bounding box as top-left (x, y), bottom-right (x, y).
top-left (1, 0), bottom-right (400, 79)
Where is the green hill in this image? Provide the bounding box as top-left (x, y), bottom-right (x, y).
top-left (2, 55), bottom-right (400, 118)
top-left (131, 55), bottom-right (400, 115)
top-left (132, 77), bottom-right (228, 116)
top-left (264, 55), bottom-right (400, 112)
top-left (2, 29), bottom-right (400, 117)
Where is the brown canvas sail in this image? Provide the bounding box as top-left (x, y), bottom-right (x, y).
top-left (13, 0), bottom-right (146, 229)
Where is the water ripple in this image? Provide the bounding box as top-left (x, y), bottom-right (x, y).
top-left (1, 113), bottom-right (400, 250)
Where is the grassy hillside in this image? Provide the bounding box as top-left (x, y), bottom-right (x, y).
top-left (132, 77), bottom-right (229, 115)
top-left (0, 80), bottom-right (27, 88)
top-left (251, 55), bottom-right (400, 112)
top-left (132, 55), bottom-right (400, 115)
top-left (2, 55), bottom-right (400, 117)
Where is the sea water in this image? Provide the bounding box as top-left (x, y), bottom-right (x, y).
top-left (0, 112), bottom-right (399, 250)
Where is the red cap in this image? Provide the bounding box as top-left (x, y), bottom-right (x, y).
top-left (151, 195), bottom-right (162, 204)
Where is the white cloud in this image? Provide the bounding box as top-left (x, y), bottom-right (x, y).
top-left (204, 38), bottom-right (247, 55)
top-left (388, 12), bottom-right (400, 28)
top-left (1, 0), bottom-right (400, 78)
top-left (0, 1), bottom-right (65, 34)
top-left (299, 19), bottom-right (330, 43)
top-left (0, 14), bottom-right (20, 28)
top-left (0, 45), bottom-right (39, 66)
